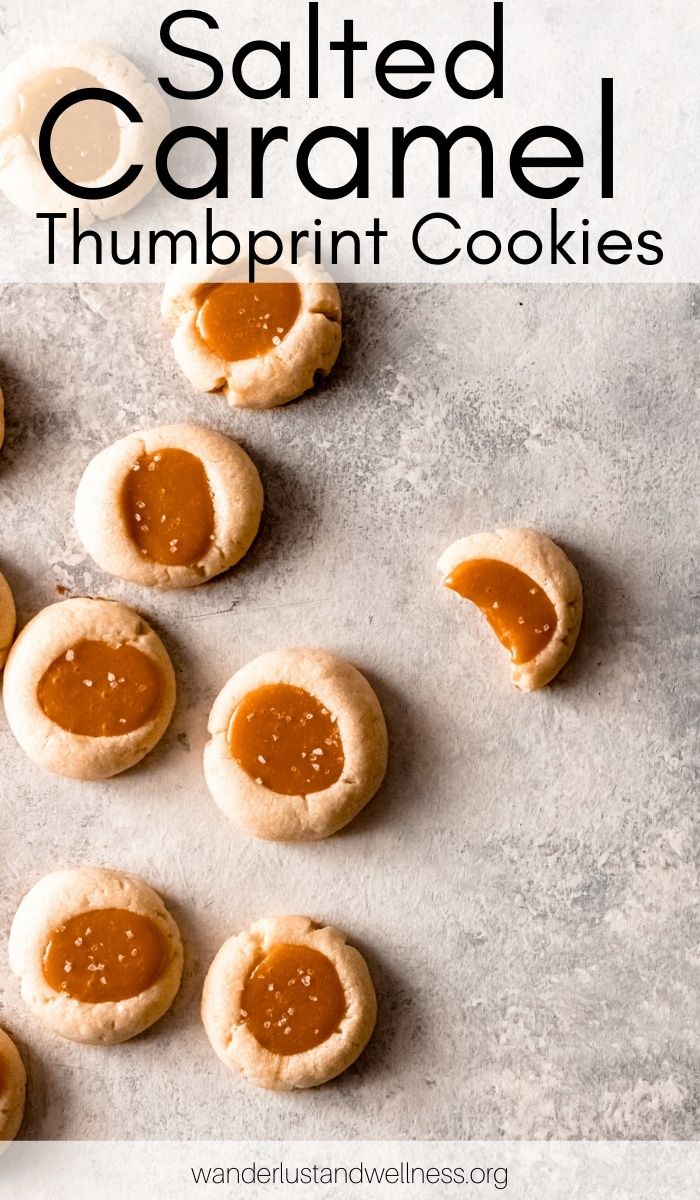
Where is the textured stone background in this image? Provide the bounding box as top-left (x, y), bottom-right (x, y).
top-left (0, 283), bottom-right (697, 1139)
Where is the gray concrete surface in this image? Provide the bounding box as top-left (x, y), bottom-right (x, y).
top-left (0, 282), bottom-right (697, 1139)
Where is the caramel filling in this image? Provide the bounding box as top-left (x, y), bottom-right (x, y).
top-left (196, 272), bottom-right (302, 362)
top-left (15, 68), bottom-right (120, 183)
top-left (445, 558), bottom-right (557, 664)
top-left (228, 683), bottom-right (344, 795)
top-left (37, 639), bottom-right (163, 737)
top-left (121, 448), bottom-right (215, 566)
top-left (241, 943), bottom-right (346, 1055)
top-left (43, 908), bottom-right (168, 1003)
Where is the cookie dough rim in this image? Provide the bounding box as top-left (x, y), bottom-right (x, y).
top-left (0, 1028), bottom-right (26, 1144)
top-left (2, 597), bottom-right (176, 779)
top-left (162, 255), bottom-right (342, 409)
top-left (203, 648), bottom-right (388, 842)
top-left (201, 915), bottom-right (377, 1091)
top-left (75, 423), bottom-right (264, 590)
top-left (8, 867), bottom-right (183, 1045)
top-left (0, 41), bottom-right (170, 223)
top-left (437, 527), bottom-right (583, 692)
top-left (0, 570), bottom-right (16, 668)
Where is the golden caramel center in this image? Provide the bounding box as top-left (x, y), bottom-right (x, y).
top-left (241, 943), bottom-right (346, 1056)
top-left (121, 447), bottom-right (215, 567)
top-left (197, 273), bottom-right (302, 363)
top-left (17, 68), bottom-right (120, 183)
top-left (228, 683), bottom-right (344, 796)
top-left (446, 558), bottom-right (557, 665)
top-left (37, 639), bottom-right (164, 737)
top-left (43, 908), bottom-right (168, 1003)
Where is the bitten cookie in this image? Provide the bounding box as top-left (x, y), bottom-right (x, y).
top-left (75, 424), bottom-right (263, 589)
top-left (162, 256), bottom-right (342, 409)
top-left (0, 570), bottom-right (16, 668)
top-left (203, 648), bottom-right (388, 841)
top-left (0, 1029), bottom-right (26, 1144)
top-left (3, 597), bottom-right (176, 778)
top-left (9, 867), bottom-right (183, 1045)
top-left (0, 42), bottom-right (170, 223)
top-left (202, 915), bottom-right (376, 1090)
top-left (437, 527), bottom-right (583, 691)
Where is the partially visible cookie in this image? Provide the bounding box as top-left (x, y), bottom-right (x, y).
top-left (202, 915), bottom-right (376, 1090)
top-left (162, 256), bottom-right (342, 409)
top-left (0, 570), bottom-right (16, 668)
top-left (9, 867), bottom-right (183, 1045)
top-left (3, 597), bottom-right (176, 778)
top-left (0, 382), bottom-right (4, 450)
top-left (437, 527), bottom-right (582, 691)
top-left (75, 424), bottom-right (263, 589)
top-left (204, 648), bottom-right (388, 841)
top-left (0, 42), bottom-right (170, 223)
top-left (0, 1028), bottom-right (26, 1144)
